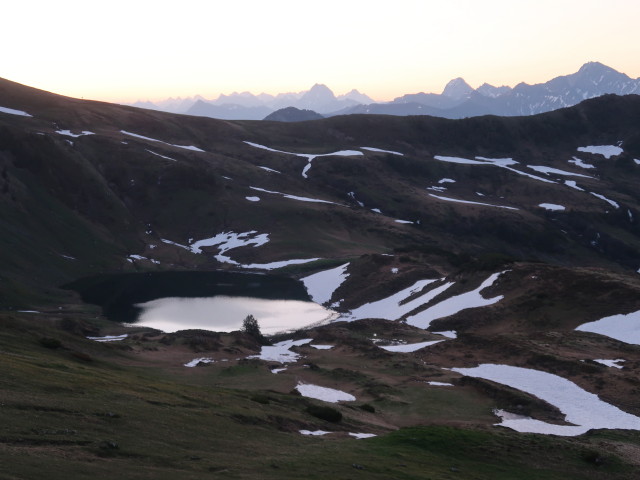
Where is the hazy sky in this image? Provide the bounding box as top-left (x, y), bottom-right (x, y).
top-left (4, 0), bottom-right (640, 103)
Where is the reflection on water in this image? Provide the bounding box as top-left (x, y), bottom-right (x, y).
top-left (135, 296), bottom-right (338, 334)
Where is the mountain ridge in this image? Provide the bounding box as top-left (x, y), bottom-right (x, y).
top-left (129, 62), bottom-right (640, 120)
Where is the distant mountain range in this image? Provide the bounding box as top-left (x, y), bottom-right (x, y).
top-left (128, 62), bottom-right (640, 120)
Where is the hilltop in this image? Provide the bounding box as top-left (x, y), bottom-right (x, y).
top-left (1, 78), bottom-right (640, 479)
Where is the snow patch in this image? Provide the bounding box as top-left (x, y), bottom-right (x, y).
top-left (300, 430), bottom-right (331, 436)
top-left (184, 357), bottom-right (215, 367)
top-left (0, 106), bottom-right (32, 117)
top-left (245, 196), bottom-right (261, 202)
top-left (56, 130), bottom-right (94, 138)
top-left (589, 192), bottom-right (619, 209)
top-left (244, 141), bottom-right (362, 178)
top-left (406, 272), bottom-right (505, 329)
top-left (427, 381), bottom-right (454, 386)
top-left (361, 146), bottom-right (403, 156)
top-left (249, 338), bottom-right (313, 363)
top-left (576, 309), bottom-right (640, 345)
top-left (593, 359), bottom-right (625, 369)
top-left (433, 330), bottom-right (457, 339)
top-left (564, 180), bottom-right (584, 191)
top-left (127, 255), bottom-right (160, 264)
top-left (428, 194), bottom-right (518, 210)
top-left (349, 432), bottom-right (377, 439)
top-left (250, 186), bottom-right (340, 205)
top-left (438, 178), bottom-right (456, 184)
top-left (161, 238), bottom-right (190, 250)
top-left (568, 157), bottom-right (595, 169)
top-left (258, 166), bottom-right (281, 174)
top-left (121, 130), bottom-right (205, 152)
top-left (87, 334), bottom-right (128, 342)
top-left (434, 155), bottom-right (486, 165)
top-left (475, 156), bottom-right (518, 166)
top-left (242, 258), bottom-right (321, 270)
top-left (452, 363), bottom-right (640, 436)
top-left (146, 149), bottom-right (176, 161)
top-left (577, 145), bottom-right (623, 159)
top-left (346, 279), bottom-right (454, 322)
top-left (310, 344), bottom-right (334, 350)
top-left (301, 263), bottom-right (350, 305)
top-left (538, 203), bottom-right (565, 211)
top-left (295, 382), bottom-right (355, 403)
top-left (527, 165), bottom-right (593, 178)
top-left (379, 340), bottom-right (444, 352)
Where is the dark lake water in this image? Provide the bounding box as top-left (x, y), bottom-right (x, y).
top-left (64, 271), bottom-right (336, 334)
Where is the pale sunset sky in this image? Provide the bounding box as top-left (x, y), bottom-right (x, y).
top-left (4, 0), bottom-right (640, 103)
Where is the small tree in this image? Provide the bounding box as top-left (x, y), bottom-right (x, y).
top-left (242, 314), bottom-right (265, 344)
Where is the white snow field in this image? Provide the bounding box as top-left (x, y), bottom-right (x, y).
top-left (379, 340), bottom-right (444, 352)
top-left (434, 155), bottom-right (486, 165)
top-left (184, 357), bottom-right (215, 367)
top-left (538, 203), bottom-right (566, 211)
top-left (428, 194), bottom-right (519, 210)
top-left (243, 141), bottom-right (362, 178)
top-left (568, 157), bottom-right (595, 169)
top-left (86, 334), bottom-right (128, 342)
top-left (589, 192), bottom-right (619, 208)
top-left (433, 155), bottom-right (556, 184)
top-left (240, 258), bottom-right (321, 270)
top-left (577, 145), bottom-right (623, 159)
top-left (406, 272), bottom-right (505, 329)
top-left (349, 433), bottom-right (377, 439)
top-left (564, 180), bottom-right (585, 191)
top-left (121, 130), bottom-right (205, 152)
top-left (295, 382), bottom-right (356, 403)
top-left (299, 430), bottom-right (331, 436)
top-left (576, 309), bottom-right (640, 345)
top-left (165, 230), bottom-right (319, 269)
top-left (249, 338), bottom-right (313, 363)
top-left (527, 165), bottom-right (593, 178)
top-left (145, 149), bottom-right (176, 161)
top-left (245, 196), bottom-right (261, 202)
top-left (56, 130), bottom-right (95, 137)
top-left (250, 186), bottom-right (341, 205)
top-left (593, 359), bottom-right (625, 369)
top-left (361, 146), bottom-right (404, 156)
top-left (301, 263), bottom-right (350, 304)
top-left (452, 364), bottom-right (640, 436)
top-left (127, 255), bottom-right (160, 264)
top-left (189, 230), bottom-right (269, 260)
top-left (427, 381), bottom-right (454, 386)
top-left (433, 330), bottom-right (457, 339)
top-left (160, 238), bottom-right (190, 250)
top-left (0, 106), bottom-right (32, 117)
top-left (346, 279), bottom-right (455, 322)
top-left (258, 166), bottom-right (281, 173)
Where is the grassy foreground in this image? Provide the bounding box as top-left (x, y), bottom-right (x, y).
top-left (0, 312), bottom-right (637, 480)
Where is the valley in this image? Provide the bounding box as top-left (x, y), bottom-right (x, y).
top-left (1, 77), bottom-right (640, 479)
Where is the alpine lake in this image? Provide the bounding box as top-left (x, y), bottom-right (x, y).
top-left (64, 271), bottom-right (337, 335)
